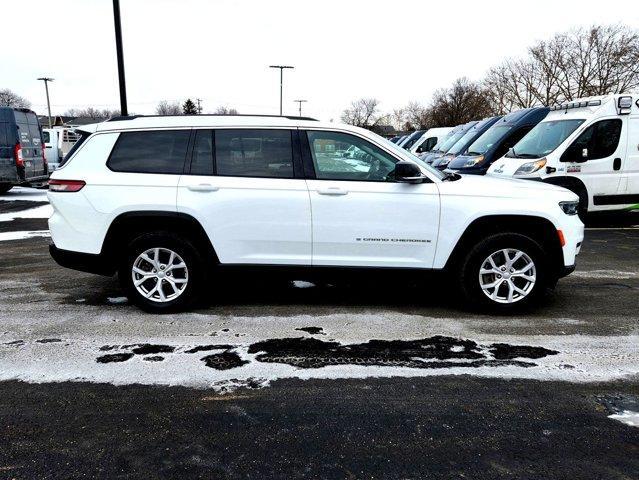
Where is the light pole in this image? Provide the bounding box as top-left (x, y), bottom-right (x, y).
top-left (112, 0), bottom-right (128, 116)
top-left (294, 99), bottom-right (307, 117)
top-left (37, 77), bottom-right (54, 128)
top-left (269, 65), bottom-right (294, 116)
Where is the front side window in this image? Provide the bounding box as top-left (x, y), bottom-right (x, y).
top-left (108, 130), bottom-right (190, 174)
top-left (416, 136), bottom-right (437, 153)
top-left (307, 131), bottom-right (398, 182)
top-left (215, 129), bottom-right (294, 178)
top-left (42, 131), bottom-right (51, 143)
top-left (561, 119), bottom-right (622, 161)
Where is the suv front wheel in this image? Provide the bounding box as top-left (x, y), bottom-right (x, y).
top-left (119, 232), bottom-right (203, 313)
top-left (458, 233), bottom-right (549, 312)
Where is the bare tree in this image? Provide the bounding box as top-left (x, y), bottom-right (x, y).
top-left (484, 24), bottom-right (639, 112)
top-left (428, 78), bottom-right (494, 127)
top-left (0, 89), bottom-right (31, 109)
top-left (63, 107), bottom-right (120, 119)
top-left (214, 106), bottom-right (239, 115)
top-left (155, 101), bottom-right (182, 115)
top-left (341, 98), bottom-right (388, 129)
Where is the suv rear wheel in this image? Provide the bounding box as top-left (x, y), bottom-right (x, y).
top-left (458, 233), bottom-right (549, 312)
top-left (119, 232), bottom-right (203, 313)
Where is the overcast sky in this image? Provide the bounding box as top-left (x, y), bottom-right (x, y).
top-left (4, 0), bottom-right (638, 120)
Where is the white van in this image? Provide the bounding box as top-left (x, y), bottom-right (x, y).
top-left (43, 128), bottom-right (81, 171)
top-left (410, 127), bottom-right (453, 155)
top-left (488, 95), bottom-right (639, 217)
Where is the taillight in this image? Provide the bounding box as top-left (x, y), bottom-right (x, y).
top-left (48, 179), bottom-right (86, 192)
top-left (14, 143), bottom-right (24, 168)
top-left (42, 147), bottom-right (48, 170)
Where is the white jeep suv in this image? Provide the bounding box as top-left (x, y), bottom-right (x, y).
top-left (48, 115), bottom-right (583, 313)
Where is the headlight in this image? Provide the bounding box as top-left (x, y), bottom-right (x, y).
top-left (464, 155), bottom-right (484, 167)
top-left (514, 158), bottom-right (547, 175)
top-left (559, 200), bottom-right (579, 215)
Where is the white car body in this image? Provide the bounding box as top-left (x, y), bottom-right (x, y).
top-left (487, 94), bottom-right (639, 212)
top-left (43, 127), bottom-right (80, 171)
top-left (48, 115), bottom-right (583, 311)
top-left (409, 127), bottom-right (454, 155)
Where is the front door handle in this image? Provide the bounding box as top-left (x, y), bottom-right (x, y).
top-left (187, 184), bottom-right (219, 192)
top-left (317, 186), bottom-right (348, 196)
top-left (613, 158), bottom-right (622, 171)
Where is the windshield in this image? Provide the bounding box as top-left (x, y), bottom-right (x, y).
top-left (437, 129), bottom-right (468, 153)
top-left (402, 131), bottom-right (423, 149)
top-left (467, 125), bottom-right (512, 155)
top-left (506, 119), bottom-right (585, 158)
top-left (378, 136), bottom-right (446, 180)
top-left (448, 127), bottom-right (482, 155)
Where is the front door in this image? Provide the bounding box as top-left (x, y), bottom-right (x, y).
top-left (560, 118), bottom-right (624, 208)
top-left (302, 130), bottom-right (440, 268)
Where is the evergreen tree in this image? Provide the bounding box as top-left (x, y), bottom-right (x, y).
top-left (182, 99), bottom-right (198, 115)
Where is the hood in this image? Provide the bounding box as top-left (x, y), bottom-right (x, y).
top-left (448, 153), bottom-right (484, 170)
top-left (437, 173), bottom-right (577, 202)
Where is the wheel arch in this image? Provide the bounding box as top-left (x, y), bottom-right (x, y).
top-left (444, 214), bottom-right (564, 277)
top-left (543, 176), bottom-right (588, 210)
top-left (101, 211), bottom-right (219, 266)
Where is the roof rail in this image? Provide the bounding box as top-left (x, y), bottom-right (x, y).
top-left (106, 114), bottom-right (318, 122)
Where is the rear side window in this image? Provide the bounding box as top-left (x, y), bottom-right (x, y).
top-left (108, 130), bottom-right (190, 174)
top-left (215, 129), bottom-right (294, 178)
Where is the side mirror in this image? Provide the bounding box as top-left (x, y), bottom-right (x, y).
top-left (394, 161), bottom-right (424, 184)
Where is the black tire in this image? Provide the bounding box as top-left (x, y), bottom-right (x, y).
top-left (118, 232), bottom-right (204, 313)
top-left (0, 184), bottom-right (13, 195)
top-left (458, 233), bottom-right (549, 313)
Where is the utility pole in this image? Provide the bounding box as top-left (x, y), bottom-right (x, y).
top-left (196, 98), bottom-right (203, 114)
top-left (112, 0), bottom-right (128, 116)
top-left (293, 99), bottom-right (307, 117)
top-left (269, 65), bottom-right (294, 116)
top-left (37, 77), bottom-right (54, 128)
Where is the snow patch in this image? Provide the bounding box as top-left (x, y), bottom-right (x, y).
top-left (292, 281), bottom-right (315, 289)
top-left (0, 230), bottom-right (50, 242)
top-left (572, 269), bottom-right (639, 279)
top-left (608, 411), bottom-right (639, 428)
top-left (107, 297), bottom-right (128, 305)
top-left (0, 204), bottom-right (53, 223)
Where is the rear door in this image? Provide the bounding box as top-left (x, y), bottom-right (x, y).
top-left (177, 128), bottom-right (312, 265)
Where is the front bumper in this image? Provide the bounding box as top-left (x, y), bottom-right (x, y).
top-left (49, 244), bottom-right (116, 276)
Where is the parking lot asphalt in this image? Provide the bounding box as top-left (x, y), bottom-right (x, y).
top-left (0, 188), bottom-right (638, 479)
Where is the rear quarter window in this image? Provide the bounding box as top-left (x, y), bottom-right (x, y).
top-left (0, 123), bottom-right (8, 146)
top-left (107, 130), bottom-right (191, 174)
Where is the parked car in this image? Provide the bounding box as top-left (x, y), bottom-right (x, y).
top-left (488, 95), bottom-right (639, 219)
top-left (0, 107), bottom-right (48, 193)
top-left (398, 130), bottom-right (425, 150)
top-left (447, 107), bottom-right (549, 175)
top-left (48, 115), bottom-right (583, 313)
top-left (431, 117), bottom-right (501, 170)
top-left (420, 122), bottom-right (478, 165)
top-left (409, 127), bottom-right (454, 155)
top-left (43, 127), bottom-right (81, 171)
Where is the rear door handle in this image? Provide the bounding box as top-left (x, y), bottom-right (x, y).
top-left (317, 186), bottom-right (348, 196)
top-left (187, 184), bottom-right (219, 192)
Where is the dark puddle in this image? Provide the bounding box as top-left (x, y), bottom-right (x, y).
top-left (295, 327), bottom-right (325, 335)
top-left (96, 353), bottom-right (134, 363)
top-left (36, 338), bottom-right (62, 344)
top-left (4, 340), bottom-right (24, 346)
top-left (143, 356), bottom-right (164, 362)
top-left (128, 344), bottom-right (175, 355)
top-left (596, 394), bottom-right (639, 416)
top-left (247, 336), bottom-right (558, 370)
top-left (184, 344), bottom-right (234, 354)
top-left (202, 352), bottom-right (249, 370)
top-left (0, 200), bottom-right (48, 214)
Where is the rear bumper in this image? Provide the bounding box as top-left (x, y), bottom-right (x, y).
top-left (558, 264), bottom-right (575, 278)
top-left (49, 244), bottom-right (115, 276)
